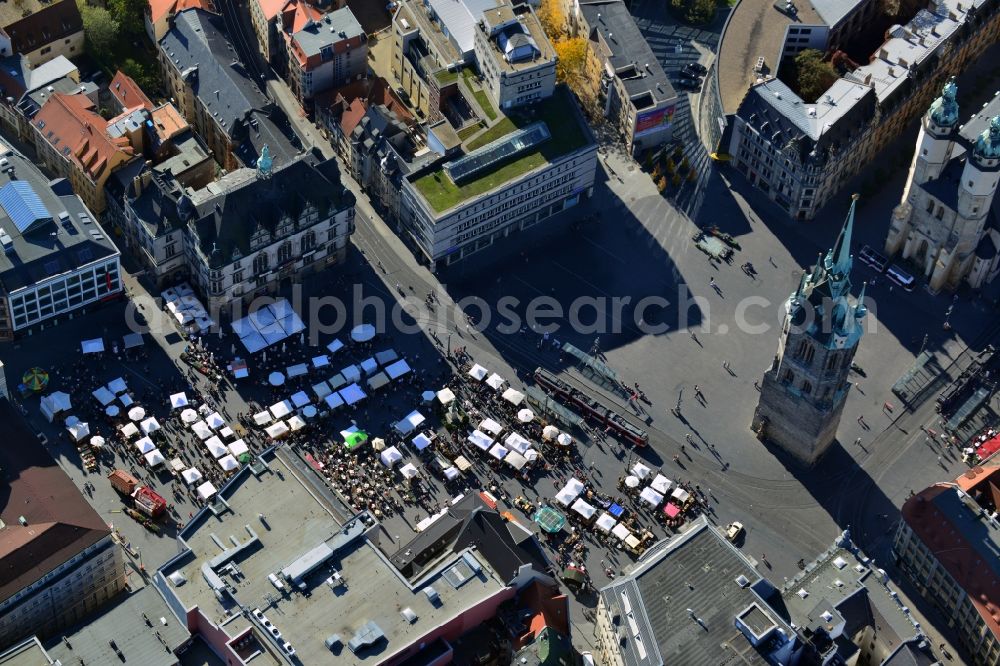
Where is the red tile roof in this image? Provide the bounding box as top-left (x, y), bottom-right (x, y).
top-left (34, 93), bottom-right (133, 180)
top-left (315, 77), bottom-right (414, 132)
top-left (148, 0), bottom-right (213, 24)
top-left (0, 399), bottom-right (110, 605)
top-left (339, 98), bottom-right (367, 137)
top-left (256, 0), bottom-right (288, 21)
top-left (109, 71), bottom-right (152, 112)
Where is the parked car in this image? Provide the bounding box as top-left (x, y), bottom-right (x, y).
top-left (677, 76), bottom-right (702, 91)
top-left (726, 521), bottom-right (744, 542)
top-left (886, 264), bottom-right (916, 291)
top-left (858, 244), bottom-right (889, 272)
top-left (683, 62), bottom-right (707, 76)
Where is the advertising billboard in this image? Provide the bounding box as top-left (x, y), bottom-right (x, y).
top-left (634, 105), bottom-right (676, 139)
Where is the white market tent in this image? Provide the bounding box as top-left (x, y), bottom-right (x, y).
top-left (120, 422), bottom-right (139, 438)
top-left (252, 411), bottom-right (272, 426)
top-left (145, 449), bottom-right (166, 467)
top-left (672, 487), bottom-right (692, 503)
top-left (196, 481), bottom-right (217, 500)
top-left (640, 487), bottom-right (664, 507)
top-left (444, 467), bottom-right (460, 481)
top-left (412, 433), bottom-right (432, 451)
top-left (485, 373), bottom-right (505, 390)
top-left (67, 421), bottom-right (90, 442)
top-left (312, 381), bottom-right (332, 400)
top-left (555, 479), bottom-right (585, 507)
top-left (468, 364), bottom-right (488, 381)
top-left (192, 420), bottom-right (213, 440)
top-left (81, 338), bottom-right (104, 354)
top-left (380, 446), bottom-right (403, 467)
top-left (205, 436), bottom-right (227, 458)
top-left (360, 357), bottom-right (378, 375)
top-left (367, 372), bottom-right (390, 391)
top-left (631, 462), bottom-right (651, 480)
top-left (399, 463), bottom-right (419, 479)
top-left (612, 523), bottom-right (632, 541)
top-left (265, 421), bottom-right (290, 439)
top-left (228, 439), bottom-right (249, 456)
top-left (92, 387), bottom-right (116, 406)
top-left (233, 300), bottom-right (304, 353)
top-left (375, 349), bottom-right (398, 365)
top-left (40, 391), bottom-right (72, 421)
top-left (108, 377), bottom-right (128, 394)
top-left (502, 388), bottom-right (525, 406)
top-left (218, 455), bottom-right (239, 471)
top-left (135, 436), bottom-right (156, 454)
top-left (596, 513), bottom-right (617, 532)
top-left (650, 474), bottom-right (673, 494)
top-left (312, 355), bottom-right (330, 369)
top-left (140, 417), bottom-right (160, 435)
top-left (479, 418), bottom-right (503, 437)
top-left (119, 394), bottom-right (134, 408)
top-left (287, 363), bottom-right (308, 378)
top-left (269, 400), bottom-right (293, 419)
top-left (385, 359), bottom-right (411, 380)
top-left (339, 383), bottom-right (367, 405)
top-left (288, 415), bottom-right (306, 431)
top-left (205, 412), bottom-right (226, 430)
top-left (504, 450), bottom-right (528, 470)
top-left (525, 449), bottom-right (539, 462)
top-left (327, 338), bottom-right (345, 354)
top-left (437, 388), bottom-right (456, 405)
top-left (240, 331), bottom-right (267, 353)
top-left (169, 392), bottom-right (188, 409)
top-left (394, 410), bottom-right (425, 435)
top-left (468, 430), bottom-right (493, 451)
top-left (488, 444), bottom-right (509, 460)
top-left (290, 391), bottom-right (311, 408)
top-left (219, 426), bottom-right (234, 439)
top-left (324, 392), bottom-right (345, 409)
top-left (571, 498), bottom-right (597, 520)
top-left (340, 365), bottom-right (361, 383)
top-left (181, 467), bottom-right (203, 486)
top-left (504, 432), bottom-right (532, 454)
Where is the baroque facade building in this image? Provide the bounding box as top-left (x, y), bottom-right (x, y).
top-left (885, 80), bottom-right (1000, 291)
top-left (752, 196), bottom-right (867, 464)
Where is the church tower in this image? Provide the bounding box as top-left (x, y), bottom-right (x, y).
top-left (751, 196), bottom-right (867, 465)
top-left (886, 79), bottom-right (960, 256)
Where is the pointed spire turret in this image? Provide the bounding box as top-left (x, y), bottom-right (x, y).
top-left (825, 194), bottom-right (857, 279)
top-left (854, 281), bottom-right (868, 319)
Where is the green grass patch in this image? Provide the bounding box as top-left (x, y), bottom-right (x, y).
top-left (460, 67), bottom-right (497, 121)
top-left (466, 118), bottom-right (516, 149)
top-left (456, 122), bottom-right (485, 141)
top-left (412, 88), bottom-right (591, 212)
top-left (435, 69), bottom-right (459, 85)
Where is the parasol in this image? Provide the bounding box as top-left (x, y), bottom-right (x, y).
top-left (624, 475), bottom-right (640, 488)
top-left (517, 408), bottom-right (534, 423)
top-left (542, 425), bottom-right (559, 441)
top-left (556, 432), bottom-right (572, 446)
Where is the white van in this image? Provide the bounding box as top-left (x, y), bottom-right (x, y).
top-left (268, 573), bottom-right (285, 591)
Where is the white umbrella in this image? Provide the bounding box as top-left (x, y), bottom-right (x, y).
top-left (268, 371), bottom-right (285, 386)
top-left (128, 406), bottom-right (145, 421)
top-left (542, 425), bottom-right (559, 441)
top-left (517, 408), bottom-right (534, 423)
top-left (90, 436), bottom-right (105, 447)
top-left (557, 432), bottom-right (572, 446)
top-left (105, 405), bottom-right (120, 417)
top-left (350, 323), bottom-right (376, 342)
top-left (624, 475), bottom-right (640, 488)
top-left (181, 408), bottom-right (199, 423)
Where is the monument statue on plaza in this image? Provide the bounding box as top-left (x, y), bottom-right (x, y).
top-left (751, 195), bottom-right (867, 465)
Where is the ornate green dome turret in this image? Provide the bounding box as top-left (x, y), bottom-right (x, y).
top-left (929, 78), bottom-right (959, 127)
top-left (974, 116), bottom-right (1000, 160)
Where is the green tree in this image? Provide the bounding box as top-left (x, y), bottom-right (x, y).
top-left (78, 1), bottom-right (119, 55)
top-left (669, 0), bottom-right (716, 24)
top-left (793, 49), bottom-right (838, 103)
top-left (109, 0), bottom-right (147, 35)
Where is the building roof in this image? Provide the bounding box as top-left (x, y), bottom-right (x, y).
top-left (43, 583), bottom-right (190, 666)
top-left (0, 145), bottom-right (118, 293)
top-left (599, 516), bottom-right (794, 666)
top-left (147, 0), bottom-right (213, 26)
top-left (281, 0), bottom-right (323, 36)
top-left (255, 0), bottom-right (289, 21)
top-left (317, 77), bottom-right (414, 129)
top-left (109, 71), bottom-right (153, 112)
top-left (0, 398), bottom-right (111, 605)
top-left (0, 55), bottom-right (77, 104)
top-left (426, 0), bottom-right (498, 54)
top-left (157, 450), bottom-right (513, 666)
top-left (290, 6), bottom-right (365, 61)
top-left (0, 0), bottom-right (82, 53)
top-left (150, 103), bottom-right (190, 143)
top-left (160, 8), bottom-right (273, 139)
top-left (0, 637), bottom-right (53, 666)
top-left (809, 0), bottom-right (863, 29)
top-left (578, 0), bottom-right (675, 111)
top-left (34, 92), bottom-right (134, 180)
top-left (901, 468), bottom-right (1000, 642)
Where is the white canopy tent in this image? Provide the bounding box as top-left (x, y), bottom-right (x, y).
top-left (169, 392), bottom-right (188, 409)
top-left (467, 364), bottom-right (488, 381)
top-left (596, 513), bottom-right (617, 532)
top-left (360, 357), bottom-right (378, 374)
top-left (502, 388), bottom-right (525, 406)
top-left (269, 400), bottom-right (293, 419)
top-left (67, 421), bottom-right (90, 442)
top-left (265, 421), bottom-right (290, 439)
top-left (411, 433), bottom-right (432, 451)
top-left (639, 487), bottom-right (664, 507)
top-left (571, 498), bottom-right (597, 520)
top-left (399, 463), bottom-right (419, 479)
top-left (108, 377), bottom-right (128, 394)
top-left (437, 387), bottom-right (456, 405)
top-left (444, 466), bottom-right (460, 481)
top-left (339, 383), bottom-right (367, 405)
top-left (375, 349), bottom-right (398, 365)
top-left (380, 446), bottom-right (403, 467)
top-left (385, 359), bottom-right (411, 379)
top-left (228, 439), bottom-right (249, 456)
top-left (504, 450), bottom-right (528, 470)
top-left (312, 355), bottom-right (330, 369)
top-left (287, 415), bottom-right (306, 431)
top-left (252, 411), bottom-right (272, 426)
top-left (196, 481), bottom-right (217, 501)
top-left (671, 487), bottom-right (692, 503)
top-left (218, 455), bottom-right (239, 471)
top-left (144, 449), bottom-right (166, 467)
top-left (612, 523), bottom-right (632, 541)
top-left (488, 443), bottom-right (509, 460)
top-left (119, 394), bottom-right (134, 408)
top-left (479, 418), bottom-right (503, 437)
top-left (287, 364), bottom-right (308, 379)
top-left (555, 479), bottom-right (585, 507)
top-left (290, 391), bottom-right (311, 408)
top-left (650, 474), bottom-right (673, 494)
top-left (468, 430), bottom-right (493, 451)
top-left (205, 436), bottom-right (227, 458)
top-left (205, 412), bottom-right (226, 430)
top-left (120, 422), bottom-right (139, 439)
top-left (504, 432), bottom-right (532, 454)
top-left (312, 381), bottom-right (332, 399)
top-left (324, 392), bottom-right (345, 409)
top-left (327, 338), bottom-right (345, 354)
top-left (135, 436), bottom-right (156, 454)
top-left (485, 373), bottom-right (505, 390)
top-left (394, 410), bottom-right (425, 435)
top-left (92, 387), bottom-right (115, 406)
top-left (233, 300), bottom-right (304, 352)
top-left (631, 462), bottom-right (651, 480)
top-left (219, 426), bottom-right (234, 439)
top-left (192, 420), bottom-right (213, 440)
top-left (140, 417), bottom-right (160, 435)
top-left (181, 467), bottom-right (203, 486)
top-left (81, 338), bottom-right (104, 354)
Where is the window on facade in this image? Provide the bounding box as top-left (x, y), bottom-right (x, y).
top-left (825, 353), bottom-right (840, 371)
top-left (253, 253), bottom-right (269, 273)
top-left (926, 199), bottom-right (934, 213)
top-left (936, 206), bottom-right (944, 220)
top-left (781, 369), bottom-right (794, 384)
top-left (277, 242), bottom-right (292, 264)
top-left (302, 230), bottom-right (316, 252)
top-left (794, 340), bottom-right (815, 364)
top-left (801, 380), bottom-right (812, 395)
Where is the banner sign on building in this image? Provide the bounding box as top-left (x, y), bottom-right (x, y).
top-left (634, 105), bottom-right (676, 138)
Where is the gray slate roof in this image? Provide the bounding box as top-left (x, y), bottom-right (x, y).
top-left (292, 6), bottom-right (365, 58)
top-left (160, 8), bottom-right (272, 140)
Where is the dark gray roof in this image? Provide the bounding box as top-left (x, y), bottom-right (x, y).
top-left (292, 6), bottom-right (365, 58)
top-left (919, 157), bottom-right (962, 209)
top-left (43, 584), bottom-right (190, 666)
top-left (160, 8), bottom-right (272, 140)
top-left (599, 518), bottom-right (790, 666)
top-left (0, 149), bottom-right (119, 293)
top-left (577, 0), bottom-right (674, 110)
